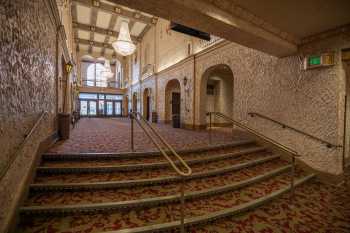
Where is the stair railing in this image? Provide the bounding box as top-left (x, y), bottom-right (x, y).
top-left (207, 112), bottom-right (300, 197)
top-left (0, 111), bottom-right (49, 181)
top-left (130, 111), bottom-right (192, 232)
top-left (248, 112), bottom-right (342, 148)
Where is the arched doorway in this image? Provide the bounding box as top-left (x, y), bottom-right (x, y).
top-left (143, 88), bottom-right (151, 121)
top-left (165, 79), bottom-right (181, 128)
top-left (199, 64), bottom-right (234, 127)
top-left (132, 92), bottom-right (138, 113)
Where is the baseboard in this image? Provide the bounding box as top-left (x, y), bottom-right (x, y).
top-left (6, 131), bottom-right (59, 233)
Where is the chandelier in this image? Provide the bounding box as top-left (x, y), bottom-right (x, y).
top-left (112, 20), bottom-right (136, 56)
top-left (101, 59), bottom-right (114, 79)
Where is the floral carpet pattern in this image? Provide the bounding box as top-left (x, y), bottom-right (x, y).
top-left (17, 118), bottom-right (350, 233)
top-left (48, 118), bottom-right (250, 153)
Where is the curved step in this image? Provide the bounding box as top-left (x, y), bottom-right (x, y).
top-left (37, 147), bottom-right (265, 173)
top-left (101, 174), bottom-right (315, 233)
top-left (25, 160), bottom-right (289, 206)
top-left (30, 155), bottom-right (280, 191)
top-left (42, 140), bottom-right (254, 161)
top-left (20, 165), bottom-right (291, 215)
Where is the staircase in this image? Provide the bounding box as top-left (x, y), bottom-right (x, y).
top-left (17, 139), bottom-right (315, 233)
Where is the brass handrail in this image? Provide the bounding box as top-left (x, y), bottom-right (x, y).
top-left (248, 112), bottom-right (342, 148)
top-left (130, 112), bottom-right (191, 232)
top-left (208, 112), bottom-right (300, 158)
top-left (130, 112), bottom-right (192, 177)
top-left (0, 111), bottom-right (49, 181)
top-left (207, 111), bottom-right (298, 209)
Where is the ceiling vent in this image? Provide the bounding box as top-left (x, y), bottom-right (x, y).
top-left (170, 22), bottom-right (210, 41)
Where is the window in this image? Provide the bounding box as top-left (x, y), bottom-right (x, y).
top-left (79, 93), bottom-right (98, 99)
top-left (95, 63), bottom-right (107, 87)
top-left (82, 59), bottom-right (122, 88)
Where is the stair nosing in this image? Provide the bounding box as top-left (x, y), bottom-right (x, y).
top-left (100, 174), bottom-right (316, 233)
top-left (21, 165), bottom-right (292, 214)
top-left (41, 140), bottom-right (254, 160)
top-left (37, 147), bottom-right (266, 173)
top-left (30, 155), bottom-right (280, 191)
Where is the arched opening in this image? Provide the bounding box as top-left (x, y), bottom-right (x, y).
top-left (200, 64), bottom-right (234, 127)
top-left (165, 79), bottom-right (181, 128)
top-left (143, 88), bottom-right (151, 121)
top-left (132, 92), bottom-right (138, 113)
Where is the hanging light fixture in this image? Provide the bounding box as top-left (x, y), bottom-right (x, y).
top-left (112, 20), bottom-right (136, 56)
top-left (101, 59), bottom-right (114, 78)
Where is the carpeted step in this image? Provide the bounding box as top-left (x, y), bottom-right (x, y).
top-left (23, 159), bottom-right (289, 208)
top-left (17, 172), bottom-right (313, 233)
top-left (42, 140), bottom-right (254, 161)
top-left (33, 151), bottom-right (276, 185)
top-left (37, 146), bottom-right (266, 173)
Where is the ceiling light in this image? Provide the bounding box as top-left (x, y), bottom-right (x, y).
top-left (112, 20), bottom-right (136, 56)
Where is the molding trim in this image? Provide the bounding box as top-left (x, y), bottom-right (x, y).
top-left (300, 24), bottom-right (350, 46)
top-left (44, 0), bottom-right (71, 62)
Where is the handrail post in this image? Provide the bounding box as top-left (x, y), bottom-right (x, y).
top-left (291, 156), bottom-right (295, 197)
top-left (130, 112), bottom-right (134, 152)
top-left (180, 176), bottom-right (185, 233)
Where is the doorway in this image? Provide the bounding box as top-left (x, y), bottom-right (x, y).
top-left (165, 79), bottom-right (181, 128)
top-left (143, 88), bottom-right (151, 121)
top-left (172, 92), bottom-right (181, 128)
top-left (79, 93), bottom-right (123, 117)
top-left (199, 64), bottom-right (234, 127)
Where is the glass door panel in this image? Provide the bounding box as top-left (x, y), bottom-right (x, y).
top-left (106, 102), bottom-right (113, 116)
top-left (115, 101), bottom-right (122, 116)
top-left (89, 101), bottom-right (97, 116)
top-left (98, 100), bottom-right (105, 116)
top-left (80, 101), bottom-right (88, 116)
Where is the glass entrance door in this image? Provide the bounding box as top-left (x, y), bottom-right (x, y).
top-left (115, 101), bottom-right (122, 116)
top-left (106, 101), bottom-right (113, 116)
top-left (80, 101), bottom-right (88, 116)
top-left (88, 101), bottom-right (97, 116)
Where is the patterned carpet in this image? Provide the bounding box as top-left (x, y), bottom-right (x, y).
top-left (48, 118), bottom-right (250, 153)
top-left (17, 118), bottom-right (350, 233)
top-left (26, 160), bottom-right (288, 206)
top-left (34, 151), bottom-right (272, 184)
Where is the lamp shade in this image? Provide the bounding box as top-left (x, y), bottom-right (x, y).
top-left (112, 21), bottom-right (136, 56)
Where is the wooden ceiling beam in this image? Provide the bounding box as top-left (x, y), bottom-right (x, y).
top-left (73, 0), bottom-right (157, 25)
top-left (138, 24), bottom-right (152, 39)
top-left (73, 21), bottom-right (138, 42)
top-left (101, 14), bottom-right (118, 56)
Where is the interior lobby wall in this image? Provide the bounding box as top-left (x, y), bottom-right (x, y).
top-left (0, 1), bottom-right (70, 232)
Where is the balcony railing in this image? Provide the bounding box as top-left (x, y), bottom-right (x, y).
top-left (81, 79), bottom-right (121, 88)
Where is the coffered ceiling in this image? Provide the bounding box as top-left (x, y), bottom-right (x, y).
top-left (72, 0), bottom-right (157, 58)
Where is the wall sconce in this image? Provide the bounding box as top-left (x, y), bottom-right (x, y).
top-left (183, 76), bottom-right (188, 86)
top-left (65, 61), bottom-right (73, 74)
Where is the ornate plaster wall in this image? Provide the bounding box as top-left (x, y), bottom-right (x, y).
top-left (134, 36), bottom-right (350, 175)
top-left (193, 40), bottom-right (346, 175)
top-left (0, 1), bottom-right (63, 232)
top-left (156, 58), bottom-right (195, 126)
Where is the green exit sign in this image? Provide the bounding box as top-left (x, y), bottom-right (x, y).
top-left (308, 56), bottom-right (321, 66)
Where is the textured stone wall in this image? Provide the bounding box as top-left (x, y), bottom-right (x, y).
top-left (193, 40), bottom-right (348, 175)
top-left (157, 58), bottom-right (195, 125)
top-left (135, 36), bottom-right (350, 175)
top-left (0, 1), bottom-right (60, 232)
